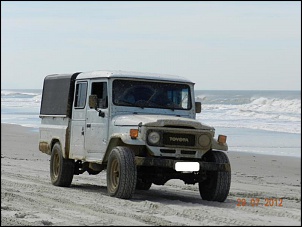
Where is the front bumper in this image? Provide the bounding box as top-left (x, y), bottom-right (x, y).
top-left (135, 156), bottom-right (231, 172)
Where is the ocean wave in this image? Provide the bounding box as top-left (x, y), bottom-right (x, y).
top-left (1, 90), bottom-right (41, 97)
top-left (197, 115), bottom-right (301, 134)
top-left (196, 95), bottom-right (251, 105)
top-left (200, 97), bottom-right (301, 114)
top-left (198, 96), bottom-right (301, 134)
top-left (1, 93), bottom-right (42, 105)
top-left (246, 97), bottom-right (301, 114)
top-left (201, 105), bottom-right (300, 122)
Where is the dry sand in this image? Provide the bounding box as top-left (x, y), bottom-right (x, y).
top-left (1, 123), bottom-right (301, 226)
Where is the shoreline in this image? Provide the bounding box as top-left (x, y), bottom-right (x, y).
top-left (1, 123), bottom-right (301, 225)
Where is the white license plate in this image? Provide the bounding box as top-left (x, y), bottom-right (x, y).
top-left (174, 162), bottom-right (200, 172)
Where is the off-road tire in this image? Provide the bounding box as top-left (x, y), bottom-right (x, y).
top-left (107, 146), bottom-right (137, 199)
top-left (199, 150), bottom-right (231, 202)
top-left (136, 178), bottom-right (152, 190)
top-left (50, 143), bottom-right (74, 187)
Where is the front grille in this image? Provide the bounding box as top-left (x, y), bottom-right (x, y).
top-left (163, 133), bottom-right (195, 146)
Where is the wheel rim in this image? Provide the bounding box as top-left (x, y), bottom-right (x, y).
top-left (53, 151), bottom-right (60, 179)
top-left (110, 158), bottom-right (120, 191)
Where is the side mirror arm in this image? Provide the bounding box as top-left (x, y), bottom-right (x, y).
top-left (97, 108), bottom-right (105, 117)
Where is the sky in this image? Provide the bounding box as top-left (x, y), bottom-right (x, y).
top-left (1, 1), bottom-right (301, 90)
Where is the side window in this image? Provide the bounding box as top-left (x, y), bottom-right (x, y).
top-left (74, 82), bottom-right (88, 108)
top-left (91, 82), bottom-right (108, 109)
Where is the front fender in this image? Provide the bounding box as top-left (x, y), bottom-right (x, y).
top-left (102, 133), bottom-right (146, 164)
top-left (111, 133), bottom-right (146, 146)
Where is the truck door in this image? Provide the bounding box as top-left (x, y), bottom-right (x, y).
top-left (70, 81), bottom-right (88, 159)
top-left (85, 81), bottom-right (109, 156)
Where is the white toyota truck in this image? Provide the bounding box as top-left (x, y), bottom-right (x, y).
top-left (39, 70), bottom-right (231, 201)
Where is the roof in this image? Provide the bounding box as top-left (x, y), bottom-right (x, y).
top-left (76, 70), bottom-right (193, 83)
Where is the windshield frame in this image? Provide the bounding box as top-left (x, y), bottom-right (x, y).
top-left (112, 79), bottom-right (192, 111)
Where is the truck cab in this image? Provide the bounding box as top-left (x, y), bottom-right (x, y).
top-left (39, 70), bottom-right (231, 201)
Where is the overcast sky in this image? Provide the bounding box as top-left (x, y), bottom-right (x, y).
top-left (1, 1), bottom-right (301, 90)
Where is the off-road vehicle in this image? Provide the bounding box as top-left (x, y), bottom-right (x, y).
top-left (39, 70), bottom-right (231, 201)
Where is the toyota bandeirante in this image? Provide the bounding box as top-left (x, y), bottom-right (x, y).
top-left (39, 70), bottom-right (231, 201)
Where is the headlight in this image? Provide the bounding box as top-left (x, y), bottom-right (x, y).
top-left (198, 134), bottom-right (211, 147)
top-left (147, 131), bottom-right (160, 145)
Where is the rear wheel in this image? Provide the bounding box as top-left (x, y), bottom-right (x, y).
top-left (107, 146), bottom-right (137, 199)
top-left (199, 150), bottom-right (231, 202)
top-left (50, 143), bottom-right (74, 187)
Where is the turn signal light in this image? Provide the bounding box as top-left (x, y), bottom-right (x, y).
top-left (130, 129), bottom-right (139, 139)
top-left (218, 135), bottom-right (227, 144)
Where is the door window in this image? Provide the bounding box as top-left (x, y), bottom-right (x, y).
top-left (91, 82), bottom-right (108, 109)
top-left (74, 82), bottom-right (88, 108)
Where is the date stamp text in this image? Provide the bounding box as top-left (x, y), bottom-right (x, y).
top-left (237, 198), bottom-right (283, 207)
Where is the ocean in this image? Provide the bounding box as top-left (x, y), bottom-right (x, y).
top-left (1, 89), bottom-right (301, 157)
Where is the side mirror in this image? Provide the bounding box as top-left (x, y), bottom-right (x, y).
top-left (195, 102), bottom-right (201, 113)
top-left (89, 95), bottom-right (98, 109)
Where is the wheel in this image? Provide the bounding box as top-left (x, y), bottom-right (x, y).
top-left (199, 150), bottom-right (231, 202)
top-left (136, 178), bottom-right (152, 190)
top-left (50, 143), bottom-right (74, 187)
top-left (107, 146), bottom-right (137, 199)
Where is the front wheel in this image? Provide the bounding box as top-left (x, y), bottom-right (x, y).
top-left (107, 146), bottom-right (137, 199)
top-left (199, 150), bottom-right (231, 202)
top-left (50, 143), bottom-right (74, 187)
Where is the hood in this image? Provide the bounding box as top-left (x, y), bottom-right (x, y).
top-left (113, 114), bottom-right (214, 130)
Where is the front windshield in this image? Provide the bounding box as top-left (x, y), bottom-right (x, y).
top-left (112, 79), bottom-right (191, 110)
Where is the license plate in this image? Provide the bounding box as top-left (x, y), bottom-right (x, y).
top-left (174, 162), bottom-right (200, 172)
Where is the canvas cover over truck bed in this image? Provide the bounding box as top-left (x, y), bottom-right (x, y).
top-left (40, 72), bottom-right (81, 117)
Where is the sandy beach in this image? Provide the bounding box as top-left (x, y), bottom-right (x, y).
top-left (1, 123), bottom-right (301, 226)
